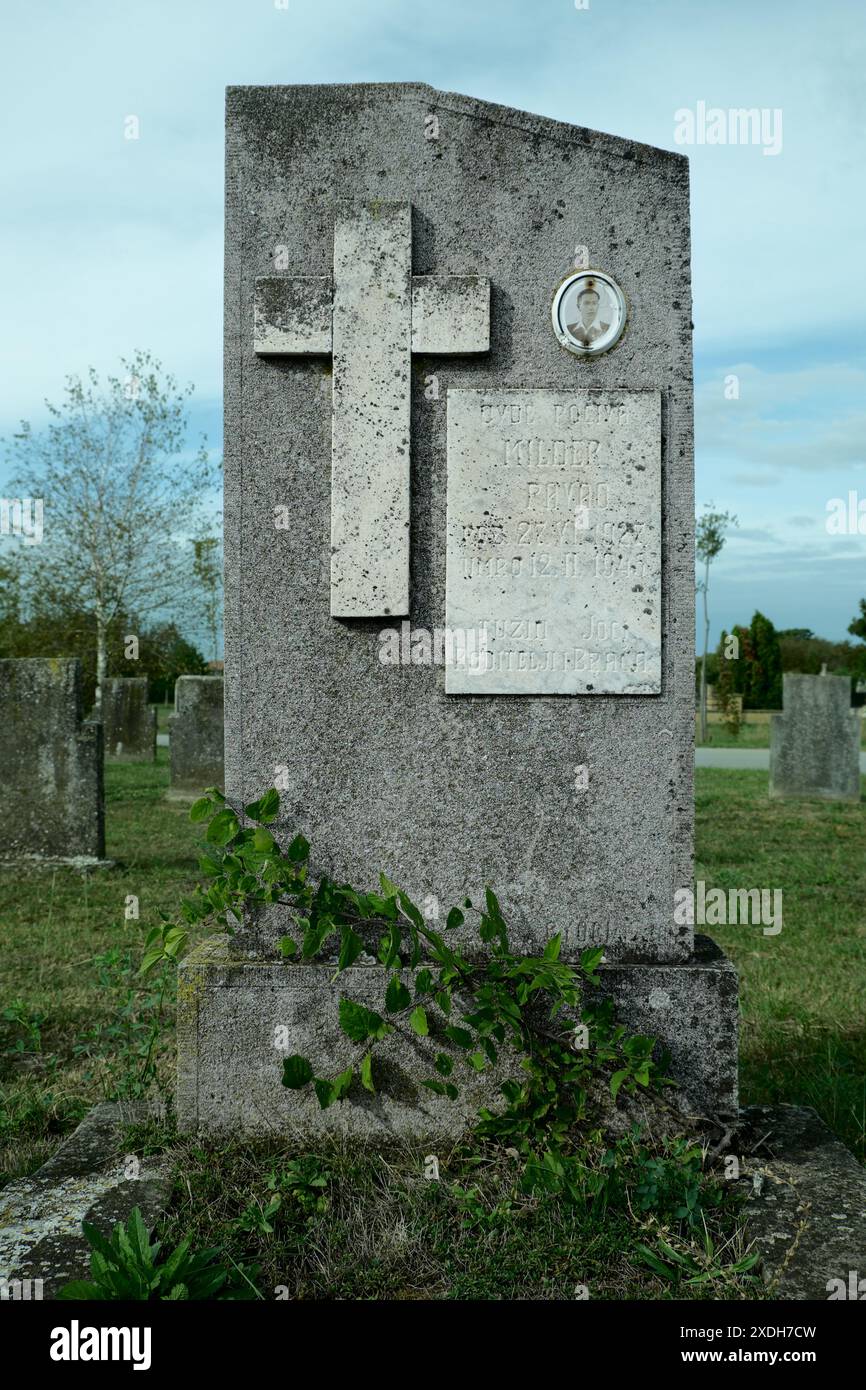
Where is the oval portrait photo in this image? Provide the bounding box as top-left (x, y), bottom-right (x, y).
top-left (551, 270), bottom-right (627, 357)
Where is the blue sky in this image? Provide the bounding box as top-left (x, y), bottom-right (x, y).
top-left (1, 0), bottom-right (864, 645)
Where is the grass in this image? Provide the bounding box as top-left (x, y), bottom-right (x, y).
top-left (144, 1129), bottom-right (758, 1301)
top-left (0, 747), bottom-right (201, 1184)
top-left (2, 754), bottom-right (864, 1297)
top-left (697, 768), bottom-right (866, 1162)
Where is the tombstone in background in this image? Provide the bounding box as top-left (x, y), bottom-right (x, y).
top-left (177, 82), bottom-right (738, 1137)
top-left (168, 675), bottom-right (224, 800)
top-left (0, 658), bottom-right (104, 861)
top-left (101, 677), bottom-right (156, 762)
top-left (770, 672), bottom-right (860, 802)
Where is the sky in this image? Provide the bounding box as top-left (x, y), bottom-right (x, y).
top-left (0, 0), bottom-right (864, 646)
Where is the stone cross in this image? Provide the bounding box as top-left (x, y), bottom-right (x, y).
top-left (254, 201), bottom-right (490, 618)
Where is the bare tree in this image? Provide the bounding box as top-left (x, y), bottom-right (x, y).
top-left (696, 505), bottom-right (737, 744)
top-left (8, 351), bottom-right (216, 712)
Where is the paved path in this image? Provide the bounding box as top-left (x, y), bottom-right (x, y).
top-left (696, 747), bottom-right (866, 771)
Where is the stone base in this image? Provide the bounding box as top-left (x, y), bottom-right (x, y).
top-left (0, 1102), bottom-right (170, 1299)
top-left (741, 1104), bottom-right (866, 1300)
top-left (176, 933), bottom-right (737, 1136)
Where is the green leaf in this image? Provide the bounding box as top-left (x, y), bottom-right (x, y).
top-left (422, 1078), bottom-right (447, 1096)
top-left (360, 1052), bottom-right (374, 1093)
top-left (543, 933), bottom-right (562, 961)
top-left (277, 936), bottom-right (298, 958)
top-left (444, 1025), bottom-right (473, 1049)
top-left (331, 1066), bottom-right (353, 1101)
top-left (385, 976), bottom-right (411, 1012)
top-left (378, 923), bottom-right (402, 969)
top-left (379, 872), bottom-right (400, 899)
top-left (337, 928), bottom-right (364, 973)
top-left (282, 1055), bottom-right (313, 1089)
top-left (189, 796), bottom-right (214, 823)
top-left (206, 809), bottom-right (240, 845)
top-left (414, 968), bottom-right (434, 995)
top-left (338, 999), bottom-right (391, 1043)
top-left (252, 827), bottom-right (275, 852)
top-left (445, 907), bottom-right (464, 930)
top-left (409, 1006), bottom-right (429, 1036)
top-left (469, 1051), bottom-right (486, 1071)
top-left (610, 1068), bottom-right (629, 1101)
top-left (245, 788), bottom-right (280, 823)
top-left (435, 990), bottom-right (452, 1017)
top-left (288, 833), bottom-right (310, 863)
top-left (314, 1078), bottom-right (336, 1109)
top-left (434, 1053), bottom-right (453, 1077)
top-left (398, 891), bottom-right (424, 931)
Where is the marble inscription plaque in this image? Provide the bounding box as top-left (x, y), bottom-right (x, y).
top-left (445, 389), bottom-right (661, 695)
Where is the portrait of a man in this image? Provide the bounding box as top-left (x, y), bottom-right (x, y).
top-left (566, 285), bottom-right (611, 347)
top-left (551, 269), bottom-right (627, 357)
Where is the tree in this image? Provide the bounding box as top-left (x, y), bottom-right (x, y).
top-left (715, 630), bottom-right (741, 736)
top-left (746, 611), bottom-right (782, 709)
top-left (695, 506), bottom-right (737, 743)
top-left (848, 599), bottom-right (866, 645)
top-left (117, 622), bottom-right (208, 703)
top-left (7, 351), bottom-right (216, 712)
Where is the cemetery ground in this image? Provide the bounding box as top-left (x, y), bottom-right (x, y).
top-left (2, 755), bottom-right (864, 1300)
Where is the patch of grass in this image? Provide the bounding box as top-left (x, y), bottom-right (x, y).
top-left (152, 1132), bottom-right (758, 1302)
top-left (0, 748), bottom-right (202, 1185)
top-left (696, 768), bottom-right (866, 1161)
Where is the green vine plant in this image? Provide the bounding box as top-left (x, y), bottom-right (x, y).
top-left (142, 787), bottom-right (740, 1229)
top-left (144, 786), bottom-right (662, 1134)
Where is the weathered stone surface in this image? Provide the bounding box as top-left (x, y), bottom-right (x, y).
top-left (224, 82), bottom-right (696, 963)
top-left (742, 1104), bottom-right (866, 1300)
top-left (770, 673), bottom-right (860, 802)
top-left (411, 276), bottom-right (490, 354)
top-left (254, 275), bottom-right (333, 354)
top-left (0, 1102), bottom-right (171, 1300)
top-left (331, 200), bottom-right (412, 616)
top-left (168, 675), bottom-right (224, 799)
top-left (200, 82), bottom-right (732, 1137)
top-left (178, 933), bottom-right (736, 1134)
top-left (101, 676), bottom-right (156, 762)
top-left (445, 389), bottom-right (661, 694)
top-left (0, 657), bottom-right (104, 861)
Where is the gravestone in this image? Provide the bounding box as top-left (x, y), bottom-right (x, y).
top-left (0, 658), bottom-right (104, 861)
top-left (168, 675), bottom-right (224, 800)
top-left (770, 672), bottom-right (860, 802)
top-left (101, 677), bottom-right (156, 762)
top-left (177, 82), bottom-right (738, 1136)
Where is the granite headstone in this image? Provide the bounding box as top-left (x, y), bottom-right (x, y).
top-left (0, 658), bottom-right (104, 861)
top-left (168, 675), bottom-right (224, 799)
top-left (177, 83), bottom-right (737, 1136)
top-left (101, 677), bottom-right (156, 762)
top-left (770, 673), bottom-right (860, 802)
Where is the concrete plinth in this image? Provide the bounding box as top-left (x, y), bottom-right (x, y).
top-left (176, 933), bottom-right (737, 1136)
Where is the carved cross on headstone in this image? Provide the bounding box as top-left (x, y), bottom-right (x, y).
top-left (254, 201), bottom-right (490, 618)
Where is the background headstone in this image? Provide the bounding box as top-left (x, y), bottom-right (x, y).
top-left (0, 658), bottom-right (104, 861)
top-left (168, 675), bottom-right (224, 800)
top-left (101, 677), bottom-right (156, 763)
top-left (770, 672), bottom-right (860, 802)
top-left (178, 82), bottom-right (737, 1136)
